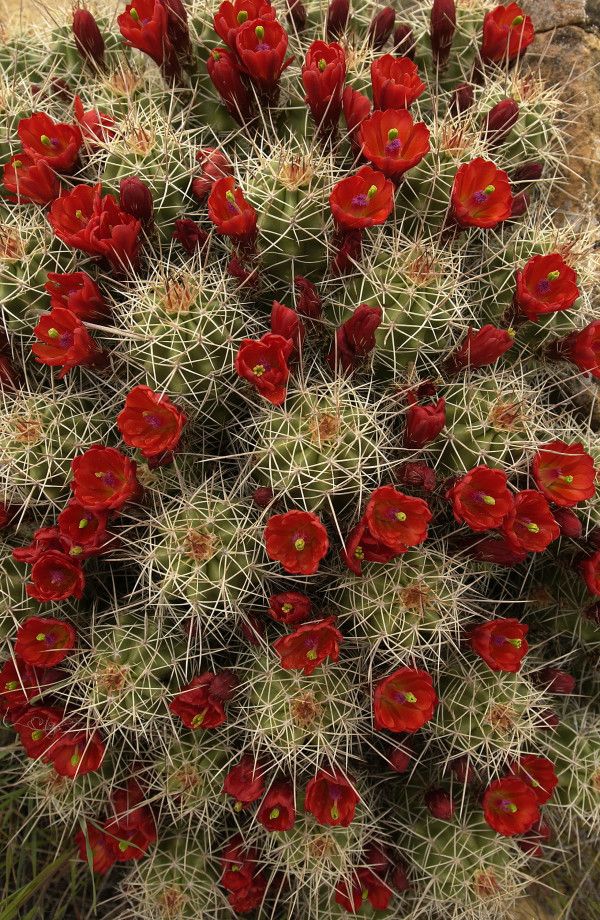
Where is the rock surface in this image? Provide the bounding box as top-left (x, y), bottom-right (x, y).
top-left (526, 0), bottom-right (587, 31)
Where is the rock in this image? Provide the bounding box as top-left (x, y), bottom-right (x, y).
top-left (525, 0), bottom-right (587, 32)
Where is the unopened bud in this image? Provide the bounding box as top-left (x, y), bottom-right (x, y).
top-left (326, 0), bottom-right (349, 38)
top-left (286, 0), bottom-right (307, 30)
top-left (368, 6), bottom-right (395, 49)
top-left (552, 507), bottom-right (582, 539)
top-left (424, 787), bottom-right (454, 820)
top-left (119, 177), bottom-right (154, 224)
top-left (392, 24), bottom-right (415, 58)
top-left (252, 486), bottom-right (276, 508)
top-left (512, 161), bottom-right (543, 183)
top-left (72, 9), bottom-right (106, 69)
top-left (510, 190), bottom-right (529, 218)
top-left (484, 98), bottom-right (519, 145)
top-left (449, 82), bottom-right (474, 117)
top-left (430, 0), bottom-right (456, 67)
top-left (537, 668), bottom-right (576, 695)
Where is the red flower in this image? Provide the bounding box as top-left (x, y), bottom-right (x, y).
top-left (32, 308), bottom-right (103, 378)
top-left (206, 47), bottom-right (253, 124)
top-left (223, 754), bottom-right (265, 807)
top-left (359, 109), bottom-right (430, 181)
top-left (294, 276), bottom-right (322, 318)
top-left (26, 550), bottom-right (85, 603)
top-left (172, 218), bottom-right (209, 254)
top-left (373, 667), bottom-right (438, 732)
top-left (57, 502), bottom-right (109, 559)
top-left (425, 787), bottom-right (454, 820)
top-left (469, 618), bottom-right (528, 672)
top-left (48, 184), bottom-right (141, 272)
top-left (48, 726), bottom-right (105, 777)
top-left (273, 616), bottom-right (342, 676)
top-left (514, 253), bottom-right (579, 322)
top-left (482, 776), bottom-right (539, 836)
top-left (18, 112), bottom-right (81, 173)
top-left (257, 780), bottom-right (296, 831)
top-left (446, 465), bottom-right (513, 532)
top-left (45, 271), bottom-right (107, 321)
top-left (532, 440), bottom-right (596, 507)
top-left (14, 616), bottom-right (76, 668)
top-left (342, 86), bottom-right (371, 150)
top-left (0, 659), bottom-right (62, 717)
top-left (221, 836), bottom-right (267, 911)
top-left (213, 0), bottom-right (276, 48)
top-left (13, 705), bottom-right (64, 758)
top-left (13, 527), bottom-right (64, 565)
top-left (508, 755), bottom-right (558, 805)
top-left (403, 399), bottom-right (446, 449)
top-left (371, 54), bottom-right (425, 109)
top-left (335, 869), bottom-right (393, 912)
top-left (342, 517), bottom-right (398, 575)
top-left (581, 550), bottom-right (600, 596)
top-left (103, 781), bottom-right (157, 861)
top-left (170, 671), bottom-right (237, 730)
top-left (117, 385), bottom-right (186, 459)
top-left (73, 96), bottom-right (116, 147)
top-left (193, 147), bottom-right (233, 200)
top-left (208, 176), bottom-right (257, 242)
top-left (75, 823), bottom-right (117, 874)
top-left (271, 301), bottom-right (305, 354)
top-left (481, 3), bottom-right (535, 64)
top-left (302, 40), bottom-right (346, 131)
top-left (330, 165), bottom-right (394, 231)
top-left (451, 158), bottom-right (512, 229)
top-left (2, 153), bottom-right (61, 205)
top-left (305, 768), bottom-right (359, 827)
top-left (365, 485), bottom-right (432, 552)
top-left (444, 325), bottom-right (515, 374)
top-left (552, 321), bottom-right (600, 380)
top-left (71, 445), bottom-right (139, 512)
top-left (501, 490), bottom-right (559, 553)
top-left (235, 19), bottom-right (291, 89)
top-left (395, 460), bottom-right (437, 492)
top-left (235, 333), bottom-right (293, 405)
top-left (328, 304), bottom-right (382, 374)
top-left (268, 591), bottom-right (312, 624)
top-left (264, 509), bottom-right (329, 574)
top-left (118, 0), bottom-right (172, 66)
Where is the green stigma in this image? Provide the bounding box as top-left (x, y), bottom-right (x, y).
top-left (5, 681), bottom-right (17, 691)
top-left (252, 364), bottom-right (265, 377)
top-left (354, 546), bottom-right (364, 560)
top-left (233, 800), bottom-right (243, 812)
top-left (395, 511), bottom-right (407, 522)
top-left (506, 638), bottom-right (522, 648)
top-left (237, 9), bottom-right (248, 23)
top-left (13, 159), bottom-right (22, 168)
top-left (269, 807), bottom-right (280, 820)
top-left (75, 209), bottom-right (84, 220)
top-left (282, 603), bottom-right (293, 613)
top-left (330, 803), bottom-right (339, 820)
top-left (367, 184), bottom-right (378, 199)
top-left (484, 184), bottom-right (496, 195)
top-left (40, 134), bottom-right (52, 147)
top-left (306, 649), bottom-right (317, 661)
top-left (483, 495), bottom-right (496, 506)
top-left (561, 475), bottom-right (574, 484)
top-left (118, 840), bottom-right (129, 851)
top-left (526, 522), bottom-right (539, 533)
top-left (547, 270), bottom-right (560, 281)
top-left (36, 633), bottom-right (46, 642)
top-left (388, 128), bottom-right (399, 141)
top-left (70, 546), bottom-right (83, 556)
top-left (255, 24), bottom-right (264, 40)
top-left (129, 7), bottom-right (140, 21)
top-left (79, 518), bottom-right (88, 529)
top-left (70, 752), bottom-right (80, 767)
top-left (511, 15), bottom-right (524, 26)
top-left (47, 328), bottom-right (60, 339)
top-left (191, 712), bottom-right (205, 729)
top-left (31, 730), bottom-right (43, 741)
top-left (405, 692), bottom-right (417, 703)
top-left (294, 538), bottom-right (305, 551)
top-left (318, 58), bottom-right (327, 71)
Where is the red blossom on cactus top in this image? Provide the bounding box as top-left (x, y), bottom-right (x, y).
top-left (365, 485), bottom-right (432, 552)
top-left (469, 618), bottom-right (529, 672)
top-left (264, 509), bottom-right (329, 574)
top-left (335, 869), bottom-right (393, 912)
top-left (257, 780), bottom-right (296, 831)
top-left (514, 253), bottom-right (579, 322)
top-left (221, 836), bottom-right (267, 911)
top-left (26, 550), bottom-right (85, 603)
top-left (117, 385), bottom-right (186, 459)
top-left (329, 165), bottom-right (394, 231)
top-left (17, 112), bottom-right (82, 173)
top-left (444, 325), bottom-right (515, 374)
top-left (0, 659), bottom-right (63, 718)
top-left (446, 465), bottom-right (514, 532)
top-left (207, 46), bottom-right (254, 124)
top-left (45, 271), bottom-right (107, 321)
top-left (302, 40), bottom-right (346, 131)
top-left (305, 768), bottom-right (359, 827)
top-left (48, 725), bottom-right (106, 777)
top-left (581, 550), bottom-right (600, 596)
top-left (501, 490), bottom-right (560, 553)
top-left (75, 823), bottom-right (117, 874)
top-left (480, 3), bottom-right (535, 65)
top-left (71, 446), bottom-right (139, 512)
top-left (192, 147), bottom-right (233, 200)
top-left (482, 776), bottom-right (539, 836)
top-left (235, 333), bottom-right (293, 405)
top-left (342, 517), bottom-right (398, 575)
top-left (532, 440), bottom-right (596, 507)
top-left (2, 153), bottom-right (61, 205)
top-left (13, 705), bottom-right (64, 759)
top-left (104, 781), bottom-right (157, 860)
top-left (15, 616), bottom-right (76, 668)
top-left (373, 667), bottom-right (438, 732)
top-left (213, 0), bottom-right (276, 47)
top-left (13, 527), bottom-right (64, 565)
top-left (208, 176), bottom-right (258, 241)
top-left (371, 54), bottom-right (425, 109)
top-left (170, 670), bottom-right (237, 730)
top-left (342, 85), bottom-right (371, 147)
top-left (273, 616), bottom-right (342, 675)
top-left (270, 301), bottom-right (305, 353)
top-left (235, 19), bottom-right (291, 89)
top-left (450, 158), bottom-right (512, 229)
top-left (552, 321), bottom-right (600, 380)
top-left (359, 109), bottom-right (430, 181)
top-left (508, 755), bottom-right (558, 805)
top-left (223, 754), bottom-right (266, 807)
top-left (328, 304), bottom-right (382, 373)
top-left (118, 0), bottom-right (173, 66)
top-left (32, 308), bottom-right (103, 378)
top-left (57, 501), bottom-right (109, 559)
top-left (403, 398), bottom-right (446, 449)
top-left (73, 96), bottom-right (116, 147)
top-left (268, 591), bottom-right (313, 624)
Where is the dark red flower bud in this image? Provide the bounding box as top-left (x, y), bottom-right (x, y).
top-left (448, 755), bottom-right (478, 784)
top-left (510, 190), bottom-right (529, 217)
top-left (286, 0), bottom-right (307, 30)
top-left (534, 709), bottom-right (559, 730)
top-left (271, 301), bottom-right (305, 353)
top-left (584, 602), bottom-right (600, 624)
top-left (548, 321), bottom-right (600, 380)
top-left (449, 82), bottom-right (474, 117)
top-left (537, 668), bottom-right (576, 695)
top-left (368, 7), bottom-right (395, 50)
top-left (387, 742), bottom-right (413, 772)
top-left (193, 148), bottom-right (233, 200)
top-left (403, 399), bottom-right (446, 449)
top-left (513, 161), bottom-right (543, 183)
top-left (518, 818), bottom-right (553, 857)
top-left (172, 218), bottom-right (209, 254)
top-left (326, 0), bottom-right (349, 39)
top-left (425, 787), bottom-right (454, 820)
top-left (0, 354), bottom-right (22, 390)
top-left (393, 24), bottom-right (415, 58)
top-left (119, 177), bottom-right (154, 224)
top-left (395, 460), bottom-right (437, 492)
top-left (207, 47), bottom-right (253, 124)
top-left (163, 0), bottom-right (191, 53)
top-left (484, 98), bottom-right (519, 144)
top-left (430, 0), bottom-right (456, 67)
top-left (72, 9), bottom-right (106, 69)
top-left (552, 507), bottom-right (582, 539)
top-left (294, 276), bottom-right (322, 318)
top-left (391, 863), bottom-right (410, 892)
top-left (445, 325), bottom-right (515, 374)
top-left (330, 228), bottom-right (363, 275)
top-left (253, 486), bottom-right (276, 508)
top-left (342, 86), bottom-right (371, 151)
top-left (327, 303), bottom-right (382, 374)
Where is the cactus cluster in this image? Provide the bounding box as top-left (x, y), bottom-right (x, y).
top-left (0, 0), bottom-right (599, 918)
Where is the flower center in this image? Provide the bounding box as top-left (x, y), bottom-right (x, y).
top-left (237, 10), bottom-right (248, 23)
top-left (472, 185), bottom-right (495, 204)
top-left (142, 411), bottom-right (162, 429)
top-left (252, 364), bottom-right (265, 377)
top-left (354, 545), bottom-right (364, 559)
top-left (318, 58), bottom-right (327, 71)
top-left (500, 799), bottom-right (518, 813)
top-left (78, 517), bottom-right (89, 529)
top-left (525, 521), bottom-right (539, 533)
top-left (395, 510), bottom-right (407, 522)
top-left (50, 569), bottom-right (65, 585)
top-left (281, 603), bottom-right (293, 613)
top-left (511, 15), bottom-right (524, 26)
top-left (225, 189), bottom-right (239, 214)
top-left (294, 538), bottom-right (305, 551)
top-left (269, 807), bottom-right (280, 819)
top-left (5, 681), bottom-right (17, 691)
top-left (95, 470), bottom-right (117, 487)
top-left (191, 709), bottom-right (207, 729)
top-left (75, 209), bottom-right (84, 220)
top-left (394, 690), bottom-right (417, 704)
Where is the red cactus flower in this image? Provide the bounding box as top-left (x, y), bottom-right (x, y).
top-left (15, 616), bottom-right (76, 668)
top-left (257, 780), bottom-right (296, 831)
top-left (425, 787), bottom-right (454, 820)
top-left (221, 837), bottom-right (267, 911)
top-left (235, 19), bottom-right (291, 90)
top-left (532, 440), bottom-right (596, 507)
top-left (328, 304), bottom-right (382, 374)
top-left (335, 869), bottom-right (393, 912)
top-left (26, 550), bottom-right (85, 603)
top-left (13, 527), bottom-right (64, 565)
top-left (268, 591), bottom-right (313, 624)
top-left (48, 726), bottom-right (106, 777)
top-left (193, 147), bottom-right (233, 200)
top-left (104, 782), bottom-right (157, 860)
top-left (273, 616), bottom-right (342, 675)
top-left (18, 112), bottom-right (81, 173)
top-left (342, 85), bottom-right (371, 150)
top-left (213, 0), bottom-right (276, 48)
top-left (2, 153), bottom-right (61, 205)
top-left (118, 0), bottom-right (173, 66)
top-left (71, 445), bottom-right (139, 513)
top-left (480, 3), bottom-right (535, 65)
top-left (170, 671), bottom-right (237, 730)
top-left (482, 776), bottom-right (539, 836)
top-left (13, 705), bottom-right (64, 759)
top-left (271, 301), bottom-right (305, 354)
top-left (513, 253), bottom-right (579, 322)
top-left (373, 667), bottom-right (438, 732)
top-left (403, 399), bottom-right (446, 449)
top-left (75, 823), bottom-right (117, 874)
top-left (117, 385), bottom-right (186, 459)
top-left (371, 54), bottom-right (425, 109)
top-left (329, 165), bottom-right (394, 231)
top-left (501, 490), bottom-right (560, 553)
top-left (508, 755), bottom-right (558, 805)
top-left (172, 217), bottom-right (209, 254)
top-left (57, 501), bottom-right (109, 559)
top-left (208, 176), bottom-right (257, 242)
top-left (551, 320), bottom-right (600, 380)
top-left (294, 276), bottom-right (322, 318)
top-left (537, 668), bottom-right (576, 694)
top-left (359, 108), bottom-right (430, 181)
top-left (450, 158), bottom-right (512, 228)
top-left (207, 47), bottom-right (254, 124)
top-left (235, 333), bottom-right (293, 405)
top-left (45, 271), bottom-right (107, 321)
top-left (305, 768), bottom-right (359, 827)
top-left (302, 40), bottom-right (346, 131)
top-left (447, 466), bottom-right (513, 532)
top-left (581, 550), bottom-right (600, 596)
top-left (73, 96), bottom-right (116, 147)
top-left (342, 517), bottom-right (398, 575)
top-left (264, 509), bottom-right (329, 575)
top-left (32, 308), bottom-right (103, 378)
top-left (223, 754), bottom-right (265, 807)
top-left (0, 659), bottom-right (62, 717)
top-left (444, 325), bottom-right (515, 374)
top-left (469, 618), bottom-right (528, 672)
top-left (365, 485), bottom-right (432, 552)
